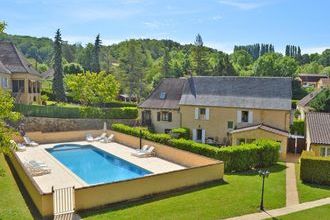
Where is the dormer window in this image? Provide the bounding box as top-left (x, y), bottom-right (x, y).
top-left (160, 91), bottom-right (167, 100)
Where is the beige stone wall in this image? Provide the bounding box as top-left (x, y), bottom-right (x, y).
top-left (109, 130), bottom-right (220, 167)
top-left (231, 128), bottom-right (288, 160)
top-left (139, 108), bottom-right (181, 133)
top-left (311, 144), bottom-right (330, 156)
top-left (180, 105), bottom-right (290, 144)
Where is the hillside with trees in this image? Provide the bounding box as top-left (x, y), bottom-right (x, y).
top-left (1, 32), bottom-right (330, 102)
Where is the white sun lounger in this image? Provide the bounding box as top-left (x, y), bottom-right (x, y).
top-left (23, 136), bottom-right (39, 146)
top-left (136, 145), bottom-right (149, 153)
top-left (86, 133), bottom-right (94, 142)
top-left (94, 133), bottom-right (107, 141)
top-left (100, 134), bottom-right (114, 143)
top-left (10, 140), bottom-right (26, 152)
top-left (132, 146), bottom-right (155, 157)
top-left (25, 160), bottom-right (51, 176)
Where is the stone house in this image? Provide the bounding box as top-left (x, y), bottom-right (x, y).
top-left (139, 76), bottom-right (292, 159)
top-left (306, 112), bottom-right (330, 157)
top-left (297, 73), bottom-right (328, 88)
top-left (0, 41), bottom-right (42, 104)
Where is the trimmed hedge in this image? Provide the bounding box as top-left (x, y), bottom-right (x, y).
top-left (300, 151), bottom-right (330, 185)
top-left (14, 104), bottom-right (137, 119)
top-left (290, 119), bottom-right (305, 135)
top-left (112, 123), bottom-right (280, 172)
top-left (171, 127), bottom-right (190, 139)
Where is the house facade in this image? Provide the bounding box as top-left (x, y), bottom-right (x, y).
top-left (306, 112), bottom-right (330, 157)
top-left (139, 76), bottom-right (292, 159)
top-left (297, 73), bottom-right (328, 88)
top-left (316, 78), bottom-right (330, 89)
top-left (139, 78), bottom-right (186, 133)
top-left (0, 41), bottom-right (42, 104)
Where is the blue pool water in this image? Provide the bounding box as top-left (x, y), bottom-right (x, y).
top-left (47, 144), bottom-right (152, 185)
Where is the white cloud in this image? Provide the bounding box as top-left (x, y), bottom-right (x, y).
top-left (212, 15), bottom-right (223, 21)
top-left (219, 0), bottom-right (266, 10)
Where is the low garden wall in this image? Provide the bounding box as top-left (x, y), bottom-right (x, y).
top-left (10, 130), bottom-right (224, 217)
top-left (19, 117), bottom-right (136, 132)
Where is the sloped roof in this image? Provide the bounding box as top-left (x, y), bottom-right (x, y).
top-left (298, 73), bottom-right (328, 83)
top-left (139, 78), bottom-right (186, 109)
top-left (179, 76), bottom-right (292, 110)
top-left (230, 123), bottom-right (289, 137)
top-left (0, 60), bottom-right (10, 74)
top-left (0, 41), bottom-right (40, 76)
top-left (297, 89), bottom-right (322, 107)
top-left (306, 112), bottom-right (330, 145)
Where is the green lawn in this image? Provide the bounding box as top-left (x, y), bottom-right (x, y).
top-left (81, 163), bottom-right (286, 220)
top-left (0, 154), bottom-right (35, 220)
top-left (270, 205), bottom-right (330, 220)
top-left (295, 163), bottom-right (330, 203)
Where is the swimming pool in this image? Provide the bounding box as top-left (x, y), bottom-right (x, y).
top-left (47, 144), bottom-right (152, 185)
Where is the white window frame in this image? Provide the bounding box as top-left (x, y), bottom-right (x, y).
top-left (195, 107), bottom-right (209, 120)
top-left (227, 121), bottom-right (234, 130)
top-left (320, 146), bottom-right (330, 157)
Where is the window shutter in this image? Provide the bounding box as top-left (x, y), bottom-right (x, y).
top-left (248, 111), bottom-right (253, 123)
top-left (205, 108), bottom-right (210, 120)
top-left (237, 111), bottom-right (242, 123)
top-left (168, 112), bottom-right (172, 122)
top-left (192, 129), bottom-right (197, 141)
top-left (157, 112), bottom-right (160, 121)
top-left (195, 108), bottom-right (199, 119)
top-left (202, 129), bottom-right (206, 144)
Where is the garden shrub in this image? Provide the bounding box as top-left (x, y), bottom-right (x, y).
top-left (300, 151), bottom-right (330, 185)
top-left (170, 127), bottom-right (190, 139)
top-left (112, 123), bottom-right (280, 172)
top-left (290, 119), bottom-right (305, 135)
top-left (14, 104), bottom-right (138, 119)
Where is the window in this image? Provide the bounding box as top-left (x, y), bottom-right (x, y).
top-left (157, 111), bottom-right (172, 122)
top-left (196, 129), bottom-right (203, 141)
top-left (195, 107), bottom-right (209, 120)
top-left (320, 146), bottom-right (330, 157)
top-left (1, 77), bottom-right (8, 88)
top-left (159, 91), bottom-right (166, 99)
top-left (12, 80), bottom-right (25, 93)
top-left (241, 111), bottom-right (249, 123)
top-left (227, 121), bottom-right (234, 130)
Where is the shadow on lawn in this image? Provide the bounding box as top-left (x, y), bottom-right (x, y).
top-left (79, 179), bottom-right (228, 218)
top-left (5, 156), bottom-right (43, 220)
top-left (225, 163), bottom-right (287, 177)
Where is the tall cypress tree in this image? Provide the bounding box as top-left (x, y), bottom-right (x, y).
top-left (92, 34), bottom-right (101, 73)
top-left (162, 47), bottom-right (170, 77)
top-left (193, 34), bottom-right (207, 75)
top-left (52, 29), bottom-right (66, 102)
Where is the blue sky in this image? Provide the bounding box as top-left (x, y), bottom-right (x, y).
top-left (1, 0), bottom-right (329, 54)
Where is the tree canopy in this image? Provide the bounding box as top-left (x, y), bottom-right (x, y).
top-left (309, 89), bottom-right (330, 112)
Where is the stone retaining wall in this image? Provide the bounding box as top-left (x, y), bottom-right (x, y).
top-left (19, 117), bottom-right (136, 132)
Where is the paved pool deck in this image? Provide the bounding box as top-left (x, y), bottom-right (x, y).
top-left (14, 141), bottom-right (185, 194)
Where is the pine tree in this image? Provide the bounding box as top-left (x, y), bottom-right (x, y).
top-left (92, 34), bottom-right (101, 73)
top-left (52, 29), bottom-right (66, 102)
top-left (193, 34), bottom-right (207, 75)
top-left (162, 47), bottom-right (170, 77)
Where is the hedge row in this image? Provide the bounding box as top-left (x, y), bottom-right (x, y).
top-left (290, 119), bottom-right (305, 135)
top-left (300, 151), bottom-right (330, 185)
top-left (112, 123), bottom-right (280, 172)
top-left (14, 104), bottom-right (138, 119)
top-left (170, 127), bottom-right (190, 139)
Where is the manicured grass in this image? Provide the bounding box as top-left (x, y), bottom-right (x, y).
top-left (295, 163), bottom-right (330, 203)
top-left (81, 163), bottom-right (286, 220)
top-left (0, 154), bottom-right (34, 220)
top-left (270, 205), bottom-right (330, 220)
